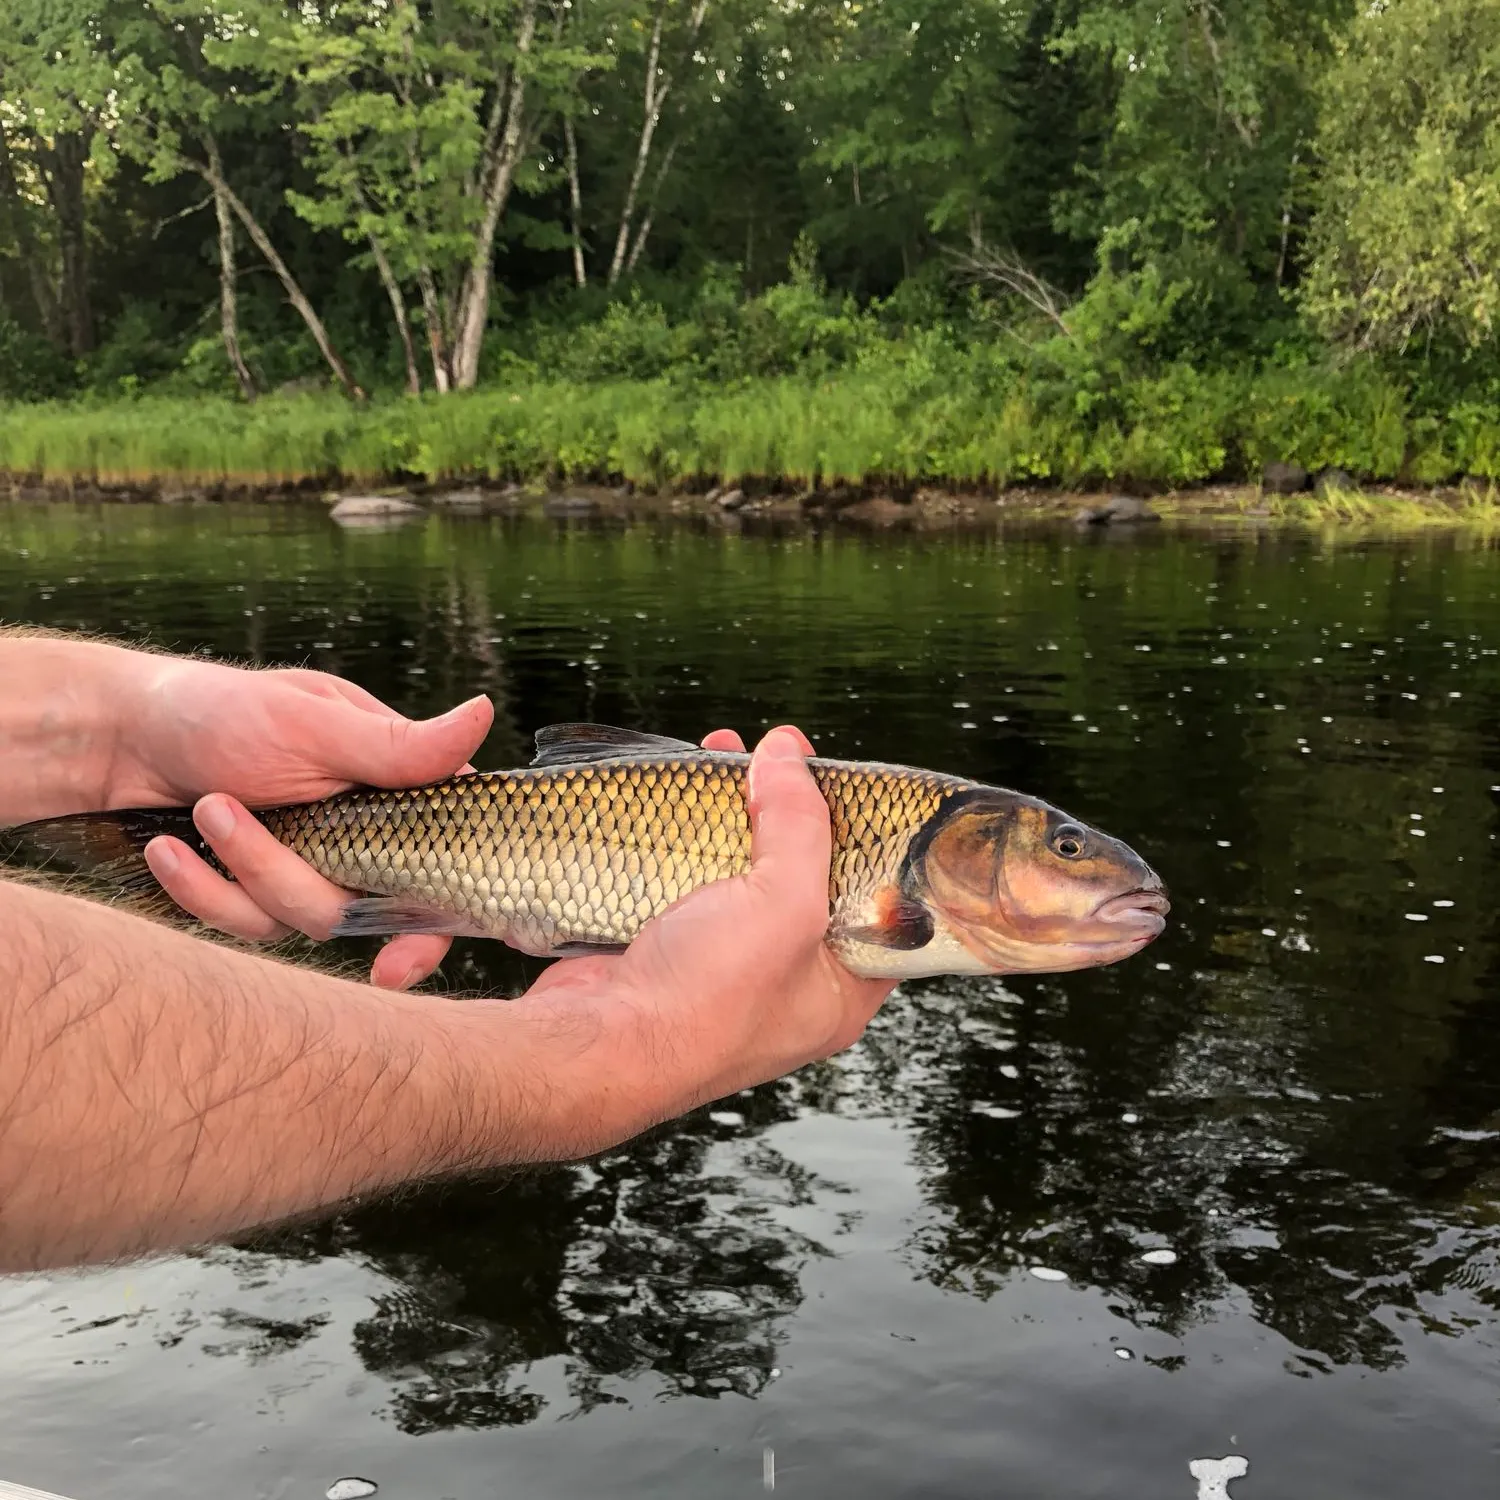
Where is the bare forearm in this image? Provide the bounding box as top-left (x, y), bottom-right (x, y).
top-left (0, 632), bottom-right (135, 824)
top-left (0, 880), bottom-right (551, 1269)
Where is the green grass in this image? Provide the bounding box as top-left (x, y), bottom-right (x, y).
top-left (2, 357), bottom-right (1498, 494)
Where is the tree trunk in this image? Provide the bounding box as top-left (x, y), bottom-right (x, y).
top-left (370, 232), bottom-right (422, 395)
top-left (564, 115), bottom-right (586, 288)
top-left (608, 0), bottom-right (707, 288)
top-left (38, 131), bottom-right (94, 356)
top-left (0, 126), bottom-right (61, 345)
top-left (451, 0), bottom-right (539, 390)
top-left (416, 265), bottom-right (453, 393)
top-left (623, 138), bottom-right (679, 278)
top-left (212, 171), bottom-right (257, 401)
top-left (193, 142), bottom-right (365, 401)
top-left (607, 5), bottom-right (667, 288)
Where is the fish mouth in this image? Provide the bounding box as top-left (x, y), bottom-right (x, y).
top-left (1091, 888), bottom-right (1171, 942)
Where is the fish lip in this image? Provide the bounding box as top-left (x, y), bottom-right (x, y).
top-left (1094, 888), bottom-right (1171, 925)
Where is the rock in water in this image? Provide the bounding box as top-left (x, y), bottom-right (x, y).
top-left (1077, 495), bottom-right (1161, 526)
top-left (716, 488), bottom-right (747, 512)
top-left (1262, 461), bottom-right (1310, 495)
top-left (329, 495), bottom-right (423, 523)
top-left (543, 493), bottom-right (600, 518)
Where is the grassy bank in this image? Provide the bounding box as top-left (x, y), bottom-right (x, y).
top-left (3, 353), bottom-right (1499, 494)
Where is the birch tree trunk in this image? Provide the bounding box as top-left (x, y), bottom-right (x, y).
top-left (607, 5), bottom-right (666, 288)
top-left (194, 140), bottom-right (365, 401)
top-left (416, 266), bottom-right (454, 392)
top-left (564, 115), bottom-right (587, 287)
top-left (210, 165), bottom-right (257, 401)
top-left (450, 0), bottom-right (539, 391)
top-left (623, 137), bottom-right (678, 277)
top-left (607, 1), bottom-right (707, 289)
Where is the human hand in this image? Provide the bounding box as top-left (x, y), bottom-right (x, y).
top-left (108, 656), bottom-right (491, 989)
top-left (499, 725), bottom-right (897, 1157)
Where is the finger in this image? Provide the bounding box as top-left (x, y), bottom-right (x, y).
top-left (144, 835), bottom-right (293, 942)
top-left (701, 728), bottom-right (747, 752)
top-left (191, 794), bottom-right (351, 940)
top-left (370, 935), bottom-right (453, 991)
top-left (744, 726), bottom-right (833, 927)
top-left (291, 694), bottom-right (494, 791)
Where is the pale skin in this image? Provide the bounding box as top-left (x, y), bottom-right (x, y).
top-left (0, 634), bottom-right (894, 1271)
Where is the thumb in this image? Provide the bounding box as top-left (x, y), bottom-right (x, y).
top-left (746, 725), bottom-right (833, 924)
top-left (317, 694), bottom-right (494, 788)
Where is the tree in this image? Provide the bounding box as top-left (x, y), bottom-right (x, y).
top-left (0, 0), bottom-right (121, 357)
top-left (110, 1), bottom-right (365, 398)
top-left (249, 0), bottom-right (604, 392)
top-left (1056, 0), bottom-right (1357, 292)
top-left (1302, 0), bottom-right (1500, 353)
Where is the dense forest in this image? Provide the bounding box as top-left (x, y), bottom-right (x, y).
top-left (1, 0), bottom-right (1498, 489)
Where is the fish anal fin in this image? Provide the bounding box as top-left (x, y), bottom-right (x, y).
top-left (549, 940), bottom-right (631, 958)
top-left (329, 898), bottom-right (476, 939)
top-left (531, 723), bottom-right (701, 768)
top-left (836, 890), bottom-right (935, 951)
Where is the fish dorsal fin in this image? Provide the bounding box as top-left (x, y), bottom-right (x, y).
top-left (531, 722), bottom-right (702, 768)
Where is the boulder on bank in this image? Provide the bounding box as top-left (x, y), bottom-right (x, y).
top-left (1263, 461), bottom-right (1311, 495)
top-left (1076, 495), bottom-right (1161, 526)
top-left (715, 487), bottom-right (747, 512)
top-left (1314, 467), bottom-right (1357, 498)
top-left (330, 494), bottom-right (424, 525)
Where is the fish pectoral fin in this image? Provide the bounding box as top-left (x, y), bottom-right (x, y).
top-left (834, 894), bottom-right (935, 951)
top-left (549, 940), bottom-right (631, 958)
top-left (531, 723), bottom-right (702, 768)
top-left (329, 898), bottom-right (475, 939)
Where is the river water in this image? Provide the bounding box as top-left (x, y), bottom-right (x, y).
top-left (2, 500), bottom-right (1498, 1499)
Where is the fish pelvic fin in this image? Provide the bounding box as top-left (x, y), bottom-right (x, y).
top-left (531, 723), bottom-right (702, 768)
top-left (11, 806), bottom-right (203, 896)
top-left (329, 897), bottom-right (479, 939)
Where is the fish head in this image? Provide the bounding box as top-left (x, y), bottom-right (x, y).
top-left (909, 790), bottom-right (1168, 974)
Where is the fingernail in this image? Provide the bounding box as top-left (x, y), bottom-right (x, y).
top-left (195, 797), bottom-right (235, 842)
top-left (147, 840), bottom-right (179, 878)
top-left (758, 726), bottom-right (804, 759)
top-left (431, 694), bottom-right (488, 724)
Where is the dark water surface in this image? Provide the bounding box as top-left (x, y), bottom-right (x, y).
top-left (3, 501), bottom-right (1500, 1499)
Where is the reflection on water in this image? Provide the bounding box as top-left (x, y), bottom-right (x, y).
top-left (3, 503), bottom-right (1500, 1496)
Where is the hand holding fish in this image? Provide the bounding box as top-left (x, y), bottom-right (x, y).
top-left (512, 726), bottom-right (895, 1150)
top-left (129, 656), bottom-right (494, 989)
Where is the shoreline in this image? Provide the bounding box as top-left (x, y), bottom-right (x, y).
top-left (4, 474), bottom-right (1498, 530)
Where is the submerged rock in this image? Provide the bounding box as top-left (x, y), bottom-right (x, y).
top-left (1077, 495), bottom-right (1161, 526)
top-left (1263, 461), bottom-right (1310, 494)
top-left (543, 493), bottom-right (600, 517)
top-left (429, 487), bottom-right (488, 509)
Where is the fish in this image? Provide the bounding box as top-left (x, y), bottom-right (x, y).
top-left (12, 723), bottom-right (1168, 980)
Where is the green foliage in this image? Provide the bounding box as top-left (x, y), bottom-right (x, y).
top-left (6, 350), bottom-right (1495, 492)
top-left (0, 312), bottom-right (77, 400)
top-left (1302, 0), bottom-right (1500, 353)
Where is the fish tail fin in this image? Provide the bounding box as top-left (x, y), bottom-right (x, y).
top-left (9, 806), bottom-right (205, 896)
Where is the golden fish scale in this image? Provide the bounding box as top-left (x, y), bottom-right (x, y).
top-left (260, 757), bottom-right (962, 951)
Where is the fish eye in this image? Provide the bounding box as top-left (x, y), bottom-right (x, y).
top-left (1052, 825), bottom-right (1087, 859)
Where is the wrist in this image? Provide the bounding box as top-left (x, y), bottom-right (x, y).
top-left (0, 635), bottom-right (142, 823)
